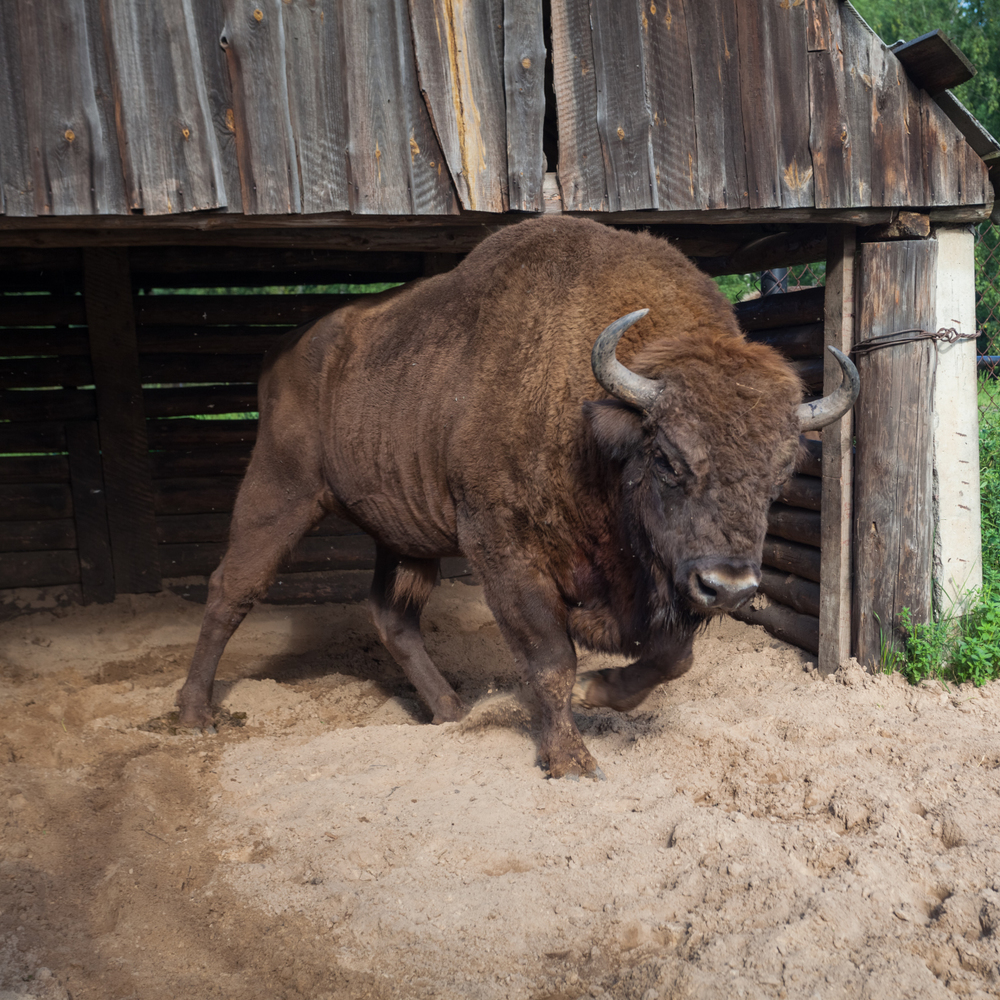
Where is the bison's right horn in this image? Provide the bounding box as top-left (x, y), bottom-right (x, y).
top-left (591, 309), bottom-right (663, 413)
top-left (796, 346), bottom-right (860, 431)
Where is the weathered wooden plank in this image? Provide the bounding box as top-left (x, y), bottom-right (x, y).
top-left (790, 357), bottom-right (824, 392)
top-left (139, 354), bottom-right (262, 386)
top-left (808, 0), bottom-right (854, 209)
top-left (220, 0), bottom-right (300, 214)
top-left (83, 248), bottom-right (160, 593)
top-left (0, 483), bottom-right (74, 521)
top-left (767, 503), bottom-right (821, 548)
top-left (0, 356), bottom-right (94, 390)
top-left (819, 226), bottom-right (855, 673)
top-left (0, 0), bottom-right (34, 216)
top-left (189, 0), bottom-right (243, 214)
top-left (0, 388), bottom-right (97, 423)
top-left (167, 568), bottom-right (376, 604)
top-left (153, 477), bottom-right (243, 515)
top-left (641, 0), bottom-right (699, 211)
top-left (66, 420), bottom-right (114, 603)
top-left (549, 0), bottom-right (608, 211)
top-left (868, 30), bottom-right (925, 207)
top-left (891, 30), bottom-right (976, 96)
top-left (16, 0), bottom-right (124, 214)
top-left (0, 455), bottom-right (70, 483)
top-left (852, 240), bottom-right (936, 667)
top-left (919, 90), bottom-right (982, 207)
top-left (695, 227), bottom-right (828, 278)
top-left (342, 0), bottom-right (458, 215)
top-left (0, 519), bottom-right (76, 553)
top-left (836, 2), bottom-right (875, 207)
top-left (129, 246), bottom-right (423, 283)
top-left (0, 550), bottom-right (80, 589)
top-left (732, 600), bottom-right (819, 654)
top-left (150, 446), bottom-right (253, 480)
top-left (280, 0), bottom-right (349, 214)
top-left (143, 385), bottom-right (258, 419)
top-left (745, 322), bottom-right (824, 360)
top-left (133, 293), bottom-right (346, 325)
top-left (797, 435), bottom-right (823, 477)
top-left (407, 0), bottom-right (507, 212)
top-left (737, 0), bottom-right (812, 210)
top-left (103, 0), bottom-right (226, 215)
top-left (0, 422), bottom-right (67, 454)
top-left (146, 418), bottom-right (257, 449)
top-left (759, 566), bottom-right (821, 618)
top-left (735, 286), bottom-right (825, 331)
top-left (588, 0), bottom-right (655, 211)
top-left (504, 0), bottom-right (546, 212)
top-left (777, 474), bottom-right (822, 512)
top-left (685, 0), bottom-right (748, 210)
top-left (763, 535), bottom-right (821, 584)
top-left (0, 296), bottom-right (87, 326)
top-left (136, 329), bottom-right (283, 356)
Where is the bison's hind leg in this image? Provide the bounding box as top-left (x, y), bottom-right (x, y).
top-left (369, 545), bottom-right (465, 723)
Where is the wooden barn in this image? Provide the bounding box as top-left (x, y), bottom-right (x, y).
top-left (1, 0), bottom-right (997, 672)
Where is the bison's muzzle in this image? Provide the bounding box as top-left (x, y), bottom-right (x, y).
top-left (679, 557), bottom-right (761, 613)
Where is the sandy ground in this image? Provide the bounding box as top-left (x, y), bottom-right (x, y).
top-left (2, 581), bottom-right (1000, 1000)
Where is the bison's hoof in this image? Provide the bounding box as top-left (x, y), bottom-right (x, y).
top-left (176, 702), bottom-right (215, 731)
top-left (571, 670), bottom-right (608, 710)
top-left (431, 694), bottom-right (466, 724)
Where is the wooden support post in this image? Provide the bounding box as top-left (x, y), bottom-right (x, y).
top-left (82, 248), bottom-right (160, 593)
top-left (852, 239), bottom-right (937, 668)
top-left (65, 421), bottom-right (115, 604)
top-left (819, 225), bottom-right (855, 673)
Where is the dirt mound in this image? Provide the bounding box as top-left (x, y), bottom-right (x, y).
top-left (2, 583), bottom-right (999, 999)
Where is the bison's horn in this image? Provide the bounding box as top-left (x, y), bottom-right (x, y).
top-left (796, 346), bottom-right (860, 431)
top-left (591, 309), bottom-right (663, 413)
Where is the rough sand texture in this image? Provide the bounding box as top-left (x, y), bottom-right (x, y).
top-left (1, 582), bottom-right (1000, 999)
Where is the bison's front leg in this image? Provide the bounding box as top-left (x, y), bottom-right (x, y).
top-left (480, 574), bottom-right (604, 780)
top-left (573, 632), bottom-right (694, 713)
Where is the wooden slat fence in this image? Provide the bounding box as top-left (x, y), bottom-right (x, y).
top-left (0, 0), bottom-right (989, 221)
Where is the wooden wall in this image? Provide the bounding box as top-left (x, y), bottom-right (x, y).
top-left (0, 0), bottom-right (989, 224)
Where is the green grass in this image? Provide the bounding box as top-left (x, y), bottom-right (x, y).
top-left (885, 384), bottom-right (1000, 686)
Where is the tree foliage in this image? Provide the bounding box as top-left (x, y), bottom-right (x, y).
top-left (850, 0), bottom-right (1000, 140)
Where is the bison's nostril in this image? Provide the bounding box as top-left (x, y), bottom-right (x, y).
top-left (692, 574), bottom-right (718, 606)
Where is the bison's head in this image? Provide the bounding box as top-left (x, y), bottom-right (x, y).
top-left (585, 309), bottom-right (858, 624)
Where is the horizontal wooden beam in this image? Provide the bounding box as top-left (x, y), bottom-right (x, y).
top-left (758, 567), bottom-right (820, 618)
top-left (731, 600), bottom-right (819, 654)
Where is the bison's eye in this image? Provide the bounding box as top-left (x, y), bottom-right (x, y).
top-left (653, 453), bottom-right (679, 485)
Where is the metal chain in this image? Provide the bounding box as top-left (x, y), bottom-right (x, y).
top-left (850, 327), bottom-right (978, 356)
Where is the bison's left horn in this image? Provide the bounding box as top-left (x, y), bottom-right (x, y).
top-left (796, 346), bottom-right (860, 431)
top-left (592, 309), bottom-right (663, 413)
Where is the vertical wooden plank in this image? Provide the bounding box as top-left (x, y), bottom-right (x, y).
top-left (191, 0), bottom-right (244, 215)
top-left (837, 1), bottom-right (874, 207)
top-left (0, 1), bottom-right (34, 216)
top-left (17, 0), bottom-right (124, 214)
top-left (588, 0), bottom-right (655, 211)
top-left (867, 34), bottom-right (925, 207)
top-left (737, 0), bottom-right (813, 210)
top-left (808, 0), bottom-right (852, 209)
top-left (407, 0), bottom-right (508, 212)
top-left (818, 226), bottom-right (855, 674)
top-left (685, 0), bottom-right (749, 210)
top-left (550, 0), bottom-right (608, 211)
top-left (920, 92), bottom-right (989, 208)
top-left (641, 0), bottom-right (699, 211)
top-left (852, 240), bottom-right (937, 667)
top-left (102, 0), bottom-right (227, 215)
top-left (221, 0), bottom-right (301, 214)
top-left (504, 0), bottom-right (546, 212)
top-left (83, 249), bottom-right (161, 594)
top-left (66, 421), bottom-right (115, 604)
top-left (281, 0), bottom-right (350, 214)
top-left (342, 0), bottom-right (457, 215)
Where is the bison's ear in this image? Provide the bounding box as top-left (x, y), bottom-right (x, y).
top-left (584, 399), bottom-right (644, 461)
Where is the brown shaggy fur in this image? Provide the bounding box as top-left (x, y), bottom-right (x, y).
top-left (177, 217), bottom-right (806, 778)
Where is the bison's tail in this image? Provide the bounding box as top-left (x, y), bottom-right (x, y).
top-left (391, 557), bottom-right (440, 609)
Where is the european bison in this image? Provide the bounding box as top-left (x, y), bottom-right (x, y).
top-left (177, 217), bottom-right (857, 778)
